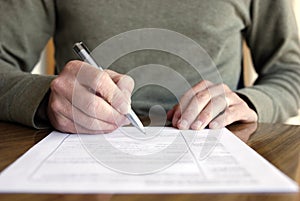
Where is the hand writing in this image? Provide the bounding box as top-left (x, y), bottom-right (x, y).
top-left (47, 60), bottom-right (134, 134)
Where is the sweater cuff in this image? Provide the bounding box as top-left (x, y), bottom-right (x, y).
top-left (236, 87), bottom-right (274, 122)
top-left (33, 89), bottom-right (51, 129)
top-left (10, 75), bottom-right (55, 129)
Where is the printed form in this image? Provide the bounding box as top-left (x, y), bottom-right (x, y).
top-left (0, 127), bottom-right (298, 193)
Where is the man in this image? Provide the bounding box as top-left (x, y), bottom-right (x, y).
top-left (0, 0), bottom-right (299, 134)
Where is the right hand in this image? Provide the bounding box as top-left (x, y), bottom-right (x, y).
top-left (47, 60), bottom-right (134, 134)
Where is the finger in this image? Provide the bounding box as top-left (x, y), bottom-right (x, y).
top-left (106, 70), bottom-right (135, 101)
top-left (208, 108), bottom-right (229, 129)
top-left (50, 70), bottom-right (75, 102)
top-left (60, 91), bottom-right (129, 130)
top-left (75, 123), bottom-right (118, 134)
top-left (106, 70), bottom-right (135, 92)
top-left (52, 112), bottom-right (119, 134)
top-left (209, 91), bottom-right (257, 128)
top-left (192, 89), bottom-right (257, 130)
top-left (177, 80), bottom-right (214, 113)
top-left (206, 93), bottom-right (236, 129)
top-left (48, 91), bottom-right (127, 133)
top-left (52, 76), bottom-right (127, 125)
top-left (48, 110), bottom-right (76, 134)
top-left (177, 90), bottom-right (211, 129)
top-left (190, 94), bottom-right (228, 130)
top-left (72, 83), bottom-right (128, 124)
top-left (61, 60), bottom-right (89, 77)
top-left (167, 105), bottom-right (177, 121)
top-left (76, 66), bottom-right (131, 114)
top-left (172, 105), bottom-right (182, 128)
top-left (47, 94), bottom-right (81, 134)
top-left (174, 82), bottom-right (226, 128)
top-left (172, 81), bottom-right (212, 127)
top-left (67, 105), bottom-right (128, 132)
top-left (177, 83), bottom-right (227, 130)
top-left (209, 102), bottom-right (258, 129)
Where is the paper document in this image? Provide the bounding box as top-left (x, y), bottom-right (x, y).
top-left (0, 127), bottom-right (298, 193)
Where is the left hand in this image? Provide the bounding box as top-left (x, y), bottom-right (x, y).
top-left (167, 80), bottom-right (258, 130)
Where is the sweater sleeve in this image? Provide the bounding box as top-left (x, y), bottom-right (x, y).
top-left (0, 0), bottom-right (56, 128)
top-left (237, 0), bottom-right (300, 122)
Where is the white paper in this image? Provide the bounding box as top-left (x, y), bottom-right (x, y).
top-left (0, 127), bottom-right (298, 193)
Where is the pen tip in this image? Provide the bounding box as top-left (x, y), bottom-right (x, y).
top-left (139, 127), bottom-right (146, 135)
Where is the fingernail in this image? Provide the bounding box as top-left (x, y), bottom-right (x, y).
top-left (178, 119), bottom-right (188, 130)
top-left (210, 121), bottom-right (219, 129)
top-left (118, 102), bottom-right (130, 114)
top-left (191, 121), bottom-right (203, 130)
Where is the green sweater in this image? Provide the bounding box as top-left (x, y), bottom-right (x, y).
top-left (0, 0), bottom-right (300, 128)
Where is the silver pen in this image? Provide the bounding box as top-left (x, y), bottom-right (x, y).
top-left (73, 42), bottom-right (146, 134)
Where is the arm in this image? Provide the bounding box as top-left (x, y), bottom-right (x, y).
top-left (0, 1), bottom-right (133, 133)
top-left (237, 0), bottom-right (300, 122)
top-left (0, 0), bottom-right (55, 128)
top-left (168, 0), bottom-right (300, 129)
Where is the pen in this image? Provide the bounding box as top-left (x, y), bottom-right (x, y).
top-left (73, 42), bottom-right (146, 134)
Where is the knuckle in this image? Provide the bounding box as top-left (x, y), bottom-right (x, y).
top-left (64, 61), bottom-right (73, 71)
top-left (239, 100), bottom-right (249, 109)
top-left (62, 104), bottom-right (71, 116)
top-left (98, 71), bottom-right (109, 85)
top-left (65, 60), bottom-right (81, 72)
top-left (86, 99), bottom-right (100, 113)
top-left (117, 74), bottom-right (134, 90)
top-left (173, 105), bottom-right (181, 115)
top-left (64, 62), bottom-right (74, 74)
top-left (49, 98), bottom-right (61, 112)
top-left (126, 75), bottom-right (134, 85)
top-left (226, 90), bottom-right (235, 97)
top-left (112, 91), bottom-right (126, 105)
top-left (196, 80), bottom-right (212, 90)
top-left (50, 78), bottom-right (64, 93)
top-left (226, 106), bottom-right (234, 116)
top-left (202, 80), bottom-right (212, 85)
top-left (195, 91), bottom-right (210, 102)
top-left (221, 83), bottom-right (230, 91)
top-left (94, 72), bottom-right (110, 91)
top-left (191, 80), bottom-right (213, 95)
top-left (201, 111), bottom-right (212, 120)
top-left (215, 95), bottom-right (227, 107)
top-left (211, 84), bottom-right (225, 96)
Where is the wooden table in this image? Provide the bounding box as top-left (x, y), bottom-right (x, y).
top-left (0, 122), bottom-right (299, 201)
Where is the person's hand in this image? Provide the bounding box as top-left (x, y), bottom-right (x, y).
top-left (167, 80), bottom-right (257, 130)
top-left (47, 60), bottom-right (134, 134)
